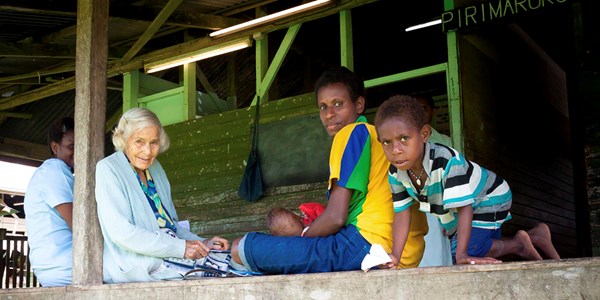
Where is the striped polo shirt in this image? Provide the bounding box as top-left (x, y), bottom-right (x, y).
top-left (388, 142), bottom-right (512, 235)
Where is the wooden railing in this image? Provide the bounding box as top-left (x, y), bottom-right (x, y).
top-left (1, 229), bottom-right (39, 289)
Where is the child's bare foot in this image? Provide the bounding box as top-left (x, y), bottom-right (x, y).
top-left (515, 230), bottom-right (543, 260)
top-left (527, 223), bottom-right (560, 259)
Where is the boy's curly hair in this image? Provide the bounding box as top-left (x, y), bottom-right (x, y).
top-left (374, 95), bottom-right (425, 130)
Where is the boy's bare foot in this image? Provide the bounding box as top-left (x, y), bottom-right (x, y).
top-left (527, 223), bottom-right (560, 259)
top-left (515, 230), bottom-right (543, 260)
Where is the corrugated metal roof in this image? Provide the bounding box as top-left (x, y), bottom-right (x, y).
top-left (0, 11), bottom-right (75, 43)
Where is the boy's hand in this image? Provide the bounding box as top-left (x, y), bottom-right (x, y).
top-left (455, 253), bottom-right (502, 265)
top-left (382, 253), bottom-right (399, 269)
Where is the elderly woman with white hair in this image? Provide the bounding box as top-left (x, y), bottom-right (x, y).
top-left (95, 107), bottom-right (228, 283)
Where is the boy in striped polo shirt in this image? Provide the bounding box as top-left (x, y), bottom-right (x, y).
top-left (375, 95), bottom-right (560, 265)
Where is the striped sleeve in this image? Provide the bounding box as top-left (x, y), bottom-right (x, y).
top-left (441, 154), bottom-right (479, 209)
top-left (388, 165), bottom-right (413, 212)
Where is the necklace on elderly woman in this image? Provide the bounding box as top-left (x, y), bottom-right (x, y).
top-left (408, 168), bottom-right (425, 186)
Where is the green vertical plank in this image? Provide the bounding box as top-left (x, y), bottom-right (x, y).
top-left (255, 6), bottom-right (269, 104)
top-left (255, 33), bottom-right (269, 104)
top-left (183, 62), bottom-right (196, 120)
top-left (444, 0), bottom-right (464, 153)
top-left (122, 70), bottom-right (139, 111)
top-left (340, 10), bottom-right (354, 71)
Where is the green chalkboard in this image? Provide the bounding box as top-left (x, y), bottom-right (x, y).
top-left (258, 114), bottom-right (331, 187)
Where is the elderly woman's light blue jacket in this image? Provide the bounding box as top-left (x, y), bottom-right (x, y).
top-left (95, 151), bottom-right (203, 283)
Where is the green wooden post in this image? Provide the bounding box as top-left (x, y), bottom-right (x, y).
top-left (340, 10), bottom-right (354, 71)
top-left (122, 70), bottom-right (140, 111)
top-left (255, 33), bottom-right (268, 105)
top-left (255, 6), bottom-right (269, 105)
top-left (183, 62), bottom-right (196, 120)
top-left (445, 0), bottom-right (464, 153)
top-left (251, 24), bottom-right (301, 106)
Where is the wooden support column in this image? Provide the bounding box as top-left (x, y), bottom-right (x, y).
top-left (251, 24), bottom-right (301, 106)
top-left (444, 0), bottom-right (464, 153)
top-left (255, 6), bottom-right (268, 104)
top-left (183, 62), bottom-right (196, 120)
top-left (339, 10), bottom-right (354, 71)
top-left (73, 0), bottom-right (108, 285)
top-left (123, 70), bottom-right (140, 111)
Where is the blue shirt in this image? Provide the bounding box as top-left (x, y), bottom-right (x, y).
top-left (24, 158), bottom-right (73, 287)
top-left (95, 151), bottom-right (204, 283)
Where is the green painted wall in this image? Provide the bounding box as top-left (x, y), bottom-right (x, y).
top-left (159, 93), bottom-right (330, 240)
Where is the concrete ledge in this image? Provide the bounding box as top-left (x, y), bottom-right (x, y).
top-left (1, 257), bottom-right (599, 299)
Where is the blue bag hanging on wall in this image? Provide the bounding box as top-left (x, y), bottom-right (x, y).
top-left (238, 97), bottom-right (264, 202)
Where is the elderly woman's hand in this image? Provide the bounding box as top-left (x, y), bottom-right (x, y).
top-left (202, 236), bottom-right (230, 251)
top-left (184, 237), bottom-right (230, 259)
top-left (184, 240), bottom-right (210, 259)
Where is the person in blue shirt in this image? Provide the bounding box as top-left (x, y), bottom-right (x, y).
top-left (24, 117), bottom-right (75, 287)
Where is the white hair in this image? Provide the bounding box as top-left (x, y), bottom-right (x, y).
top-left (112, 107), bottom-right (170, 153)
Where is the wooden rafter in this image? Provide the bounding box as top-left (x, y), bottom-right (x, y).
top-left (0, 111), bottom-right (32, 119)
top-left (0, 5), bottom-right (242, 30)
top-left (121, 0), bottom-right (184, 62)
top-left (0, 137), bottom-right (49, 162)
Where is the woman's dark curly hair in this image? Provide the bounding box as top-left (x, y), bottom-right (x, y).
top-left (313, 66), bottom-right (366, 103)
top-left (47, 117), bottom-right (74, 154)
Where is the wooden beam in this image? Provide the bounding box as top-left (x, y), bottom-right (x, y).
top-left (41, 25), bottom-right (78, 44)
top-left (215, 0), bottom-right (277, 17)
top-left (0, 5), bottom-right (241, 30)
top-left (196, 65), bottom-right (215, 93)
top-left (340, 10), bottom-right (354, 70)
top-left (255, 7), bottom-right (268, 102)
top-left (0, 79), bottom-right (48, 85)
top-left (0, 63), bottom-right (75, 83)
top-left (0, 5), bottom-right (75, 17)
top-left (0, 137), bottom-right (49, 162)
top-left (0, 42), bottom-right (76, 58)
top-left (183, 62), bottom-right (196, 121)
top-left (252, 24), bottom-right (302, 106)
top-left (121, 0), bottom-right (183, 62)
top-left (0, 111), bottom-right (32, 119)
top-left (72, 0), bottom-right (107, 285)
top-left (227, 55), bottom-right (237, 108)
top-left (0, 78), bottom-right (75, 110)
top-left (165, 11), bottom-right (243, 29)
top-left (109, 25), bottom-right (184, 48)
top-left (105, 108), bottom-right (122, 133)
top-left (0, 154), bottom-right (43, 167)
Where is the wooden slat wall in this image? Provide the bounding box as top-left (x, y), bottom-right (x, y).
top-left (160, 93), bottom-right (329, 240)
top-left (459, 26), bottom-right (578, 257)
